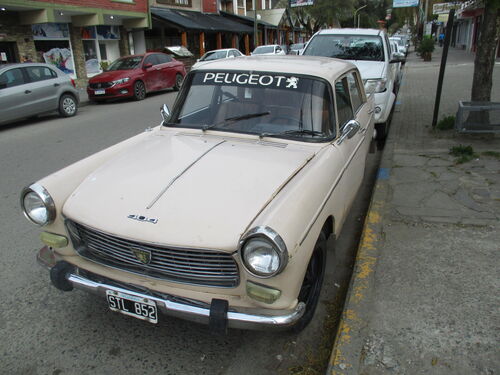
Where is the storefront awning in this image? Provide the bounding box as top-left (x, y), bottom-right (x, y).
top-left (151, 7), bottom-right (254, 34)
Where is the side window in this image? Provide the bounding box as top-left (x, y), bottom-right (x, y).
top-left (143, 55), bottom-right (159, 66)
top-left (347, 72), bottom-right (364, 114)
top-left (156, 54), bottom-right (172, 64)
top-left (229, 50), bottom-right (238, 57)
top-left (0, 68), bottom-right (25, 89)
top-left (335, 77), bottom-right (354, 129)
top-left (26, 66), bottom-right (57, 82)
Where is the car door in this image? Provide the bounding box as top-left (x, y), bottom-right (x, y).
top-left (24, 65), bottom-right (60, 114)
top-left (142, 54), bottom-right (161, 92)
top-left (333, 74), bottom-right (369, 216)
top-left (384, 34), bottom-right (397, 92)
top-left (155, 53), bottom-right (176, 89)
top-left (0, 67), bottom-right (36, 123)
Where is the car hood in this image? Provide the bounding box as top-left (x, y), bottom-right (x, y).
top-left (89, 70), bottom-right (134, 82)
top-left (63, 131), bottom-right (316, 251)
top-left (347, 60), bottom-right (385, 80)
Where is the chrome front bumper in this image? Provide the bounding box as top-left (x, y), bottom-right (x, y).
top-left (40, 250), bottom-right (305, 331)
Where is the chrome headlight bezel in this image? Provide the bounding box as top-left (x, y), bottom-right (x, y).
top-left (20, 183), bottom-right (56, 226)
top-left (239, 226), bottom-right (288, 278)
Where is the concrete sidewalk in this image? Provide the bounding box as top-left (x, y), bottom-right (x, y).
top-left (328, 47), bottom-right (500, 374)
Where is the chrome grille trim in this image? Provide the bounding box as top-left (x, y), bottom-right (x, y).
top-left (66, 220), bottom-right (239, 288)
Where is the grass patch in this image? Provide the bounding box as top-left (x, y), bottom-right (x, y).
top-left (436, 115), bottom-right (455, 130)
top-left (481, 151), bottom-right (500, 159)
top-left (450, 145), bottom-right (478, 164)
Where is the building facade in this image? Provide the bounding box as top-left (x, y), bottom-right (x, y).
top-left (0, 0), bottom-right (149, 86)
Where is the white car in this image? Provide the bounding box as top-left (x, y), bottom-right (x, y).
top-left (251, 44), bottom-right (286, 56)
top-left (21, 56), bottom-right (374, 332)
top-left (302, 28), bottom-right (398, 144)
top-left (192, 48), bottom-right (244, 69)
top-left (390, 36), bottom-right (408, 56)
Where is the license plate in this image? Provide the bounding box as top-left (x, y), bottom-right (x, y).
top-left (106, 290), bottom-right (158, 323)
top-left (94, 89), bottom-right (105, 95)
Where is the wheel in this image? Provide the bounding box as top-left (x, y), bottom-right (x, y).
top-left (58, 94), bottom-right (77, 117)
top-left (292, 231), bottom-right (327, 332)
top-left (133, 81), bottom-right (146, 101)
top-left (375, 122), bottom-right (387, 150)
top-left (173, 74), bottom-right (183, 91)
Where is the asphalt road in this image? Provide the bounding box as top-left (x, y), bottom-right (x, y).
top-left (0, 90), bottom-right (380, 375)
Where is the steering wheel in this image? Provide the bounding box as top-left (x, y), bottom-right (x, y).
top-left (221, 91), bottom-right (240, 102)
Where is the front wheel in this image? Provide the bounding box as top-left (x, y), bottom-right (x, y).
top-left (173, 74), bottom-right (183, 91)
top-left (58, 94), bottom-right (78, 117)
top-left (292, 231), bottom-right (327, 332)
top-left (133, 81), bottom-right (146, 101)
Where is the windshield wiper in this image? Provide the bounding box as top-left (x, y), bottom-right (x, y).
top-left (202, 111), bottom-right (270, 131)
top-left (260, 129), bottom-right (325, 139)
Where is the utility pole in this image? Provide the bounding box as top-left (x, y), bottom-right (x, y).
top-left (353, 5), bottom-right (367, 28)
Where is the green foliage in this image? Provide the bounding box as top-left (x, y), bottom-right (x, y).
top-left (290, 0), bottom-right (355, 34)
top-left (482, 151), bottom-right (500, 159)
top-left (418, 37), bottom-right (435, 54)
top-left (100, 61), bottom-right (109, 71)
top-left (436, 115), bottom-right (455, 130)
top-left (449, 145), bottom-right (478, 164)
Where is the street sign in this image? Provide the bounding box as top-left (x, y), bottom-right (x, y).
top-left (433, 2), bottom-right (459, 14)
top-left (290, 0), bottom-right (314, 7)
top-left (393, 0), bottom-right (419, 8)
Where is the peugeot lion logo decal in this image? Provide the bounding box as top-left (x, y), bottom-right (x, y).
top-left (131, 248), bottom-right (152, 264)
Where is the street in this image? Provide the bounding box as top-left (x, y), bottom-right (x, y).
top-left (1, 90), bottom-right (381, 374)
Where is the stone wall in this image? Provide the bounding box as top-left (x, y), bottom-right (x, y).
top-left (0, 12), bottom-right (36, 62)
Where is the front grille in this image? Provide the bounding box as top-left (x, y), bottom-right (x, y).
top-left (89, 82), bottom-right (113, 89)
top-left (66, 220), bottom-right (239, 288)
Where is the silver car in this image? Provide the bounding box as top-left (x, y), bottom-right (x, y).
top-left (0, 63), bottom-right (79, 126)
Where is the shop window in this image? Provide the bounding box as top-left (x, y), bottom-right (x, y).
top-left (26, 66), bottom-right (57, 82)
top-left (99, 43), bottom-right (107, 60)
top-left (34, 40), bottom-right (75, 76)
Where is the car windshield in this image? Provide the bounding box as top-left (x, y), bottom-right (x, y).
top-left (167, 71), bottom-right (335, 141)
top-left (304, 35), bottom-right (384, 61)
top-left (290, 43), bottom-right (304, 50)
top-left (253, 46), bottom-right (275, 54)
top-left (107, 56), bottom-right (143, 71)
top-left (201, 51), bottom-right (227, 61)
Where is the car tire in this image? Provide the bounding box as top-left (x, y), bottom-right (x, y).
top-left (292, 231), bottom-right (327, 333)
top-left (173, 74), bottom-right (183, 91)
top-left (133, 81), bottom-right (146, 101)
top-left (58, 94), bottom-right (78, 117)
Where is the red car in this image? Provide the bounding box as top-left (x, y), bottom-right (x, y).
top-left (87, 52), bottom-right (186, 102)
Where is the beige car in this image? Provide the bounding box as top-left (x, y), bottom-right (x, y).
top-left (21, 56), bottom-right (375, 332)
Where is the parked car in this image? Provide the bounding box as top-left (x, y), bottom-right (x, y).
top-left (87, 52), bottom-right (186, 102)
top-left (22, 55), bottom-right (375, 332)
top-left (0, 63), bottom-right (78, 125)
top-left (288, 43), bottom-right (305, 55)
top-left (389, 40), bottom-right (403, 91)
top-left (302, 28), bottom-right (398, 143)
top-left (390, 36), bottom-right (408, 56)
top-left (192, 48), bottom-right (244, 69)
top-left (251, 44), bottom-right (286, 55)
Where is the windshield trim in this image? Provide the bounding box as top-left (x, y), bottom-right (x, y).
top-left (165, 69), bottom-right (338, 143)
top-left (304, 34), bottom-right (385, 62)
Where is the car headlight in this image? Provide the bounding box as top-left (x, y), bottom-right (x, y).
top-left (240, 226), bottom-right (288, 278)
top-left (20, 184), bottom-right (56, 226)
top-left (364, 78), bottom-right (387, 94)
top-left (111, 77), bottom-right (130, 85)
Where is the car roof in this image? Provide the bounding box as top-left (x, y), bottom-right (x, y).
top-left (316, 28), bottom-right (383, 36)
top-left (255, 44), bottom-right (280, 48)
top-left (0, 62), bottom-right (58, 71)
top-left (191, 55), bottom-right (356, 83)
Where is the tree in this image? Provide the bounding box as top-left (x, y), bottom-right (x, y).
top-left (471, 0), bottom-right (500, 102)
top-left (290, 0), bottom-right (354, 35)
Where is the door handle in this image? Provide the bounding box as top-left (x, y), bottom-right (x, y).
top-left (360, 127), bottom-right (367, 134)
top-left (54, 83), bottom-right (60, 87)
top-left (24, 90), bottom-right (31, 94)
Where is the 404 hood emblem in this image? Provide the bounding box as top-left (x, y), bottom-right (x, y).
top-left (127, 214), bottom-right (158, 224)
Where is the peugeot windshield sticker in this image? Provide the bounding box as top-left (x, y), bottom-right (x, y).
top-left (195, 72), bottom-right (301, 89)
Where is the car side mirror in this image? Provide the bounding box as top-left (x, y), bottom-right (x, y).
top-left (337, 120), bottom-right (360, 144)
top-left (160, 104), bottom-right (171, 124)
top-left (143, 63), bottom-right (153, 69)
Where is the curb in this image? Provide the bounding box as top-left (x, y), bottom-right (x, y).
top-left (326, 136), bottom-right (395, 374)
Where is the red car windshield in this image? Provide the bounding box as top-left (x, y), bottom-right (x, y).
top-left (107, 56), bottom-right (143, 71)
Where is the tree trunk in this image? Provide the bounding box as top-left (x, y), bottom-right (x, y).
top-left (470, 0), bottom-right (500, 102)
